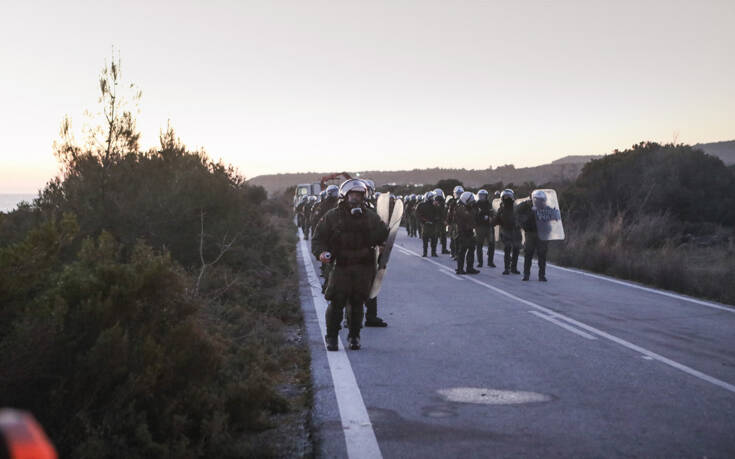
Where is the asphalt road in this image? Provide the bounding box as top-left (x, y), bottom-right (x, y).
top-left (297, 230), bottom-right (735, 458)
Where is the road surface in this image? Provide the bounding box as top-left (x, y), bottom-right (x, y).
top-left (297, 231), bottom-right (735, 458)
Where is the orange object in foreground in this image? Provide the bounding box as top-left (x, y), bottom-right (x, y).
top-left (0, 409), bottom-right (57, 459)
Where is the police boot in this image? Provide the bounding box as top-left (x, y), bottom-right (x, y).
top-left (348, 334), bottom-right (361, 350)
top-left (511, 252), bottom-right (521, 274)
top-left (365, 317), bottom-right (388, 327)
top-left (488, 254), bottom-right (496, 267)
top-left (476, 250), bottom-right (483, 267)
top-left (502, 258), bottom-right (510, 275)
top-left (539, 262), bottom-right (547, 282)
top-left (456, 258), bottom-right (466, 275)
top-left (325, 335), bottom-right (338, 351)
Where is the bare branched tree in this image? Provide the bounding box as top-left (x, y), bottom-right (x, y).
top-left (194, 209), bottom-right (241, 296)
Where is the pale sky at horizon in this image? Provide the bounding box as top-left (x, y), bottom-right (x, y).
top-left (1, 0), bottom-right (733, 193)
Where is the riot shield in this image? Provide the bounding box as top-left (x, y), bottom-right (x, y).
top-left (369, 196), bottom-right (404, 299)
top-left (492, 198), bottom-right (501, 242)
top-left (532, 189), bottom-right (564, 241)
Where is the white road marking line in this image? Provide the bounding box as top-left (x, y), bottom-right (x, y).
top-left (491, 249), bottom-right (733, 313)
top-left (397, 243), bottom-right (735, 394)
top-left (299, 237), bottom-right (383, 459)
top-left (528, 311), bottom-right (597, 340)
top-left (439, 269), bottom-right (464, 280)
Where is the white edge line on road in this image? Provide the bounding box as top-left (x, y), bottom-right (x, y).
top-left (439, 269), bottom-right (464, 280)
top-left (299, 236), bottom-right (383, 459)
top-left (396, 243), bottom-right (735, 394)
top-left (489, 249), bottom-right (734, 314)
top-left (528, 311), bottom-right (597, 340)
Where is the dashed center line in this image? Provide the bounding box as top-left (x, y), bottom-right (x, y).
top-left (395, 242), bottom-right (735, 394)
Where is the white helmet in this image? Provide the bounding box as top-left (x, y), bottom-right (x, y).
top-left (531, 190), bottom-right (547, 201)
top-left (459, 191), bottom-right (476, 205)
top-left (326, 184), bottom-right (339, 198)
top-left (425, 191), bottom-right (435, 202)
top-left (500, 189), bottom-right (515, 200)
top-left (453, 185), bottom-right (464, 198)
top-left (477, 189), bottom-right (489, 200)
top-left (433, 188), bottom-right (445, 199)
top-left (339, 179), bottom-right (368, 199)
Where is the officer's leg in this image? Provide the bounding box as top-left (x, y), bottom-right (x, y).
top-left (348, 295), bottom-right (364, 349)
top-left (325, 296), bottom-right (346, 351)
top-left (456, 237), bottom-right (466, 273)
top-left (430, 227), bottom-right (438, 256)
top-left (466, 237), bottom-right (477, 272)
top-left (511, 244), bottom-right (521, 274)
top-left (538, 240), bottom-right (549, 281)
top-left (523, 237), bottom-right (536, 280)
top-left (488, 229), bottom-right (496, 267)
top-left (422, 226), bottom-right (429, 256)
top-left (503, 240), bottom-right (511, 274)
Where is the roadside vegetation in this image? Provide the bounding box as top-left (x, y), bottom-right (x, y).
top-left (0, 57), bottom-right (311, 458)
top-left (552, 142), bottom-right (735, 305)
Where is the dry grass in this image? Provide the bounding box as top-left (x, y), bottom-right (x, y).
top-left (548, 211), bottom-right (735, 306)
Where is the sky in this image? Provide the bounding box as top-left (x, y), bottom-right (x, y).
top-left (1, 0), bottom-right (733, 193)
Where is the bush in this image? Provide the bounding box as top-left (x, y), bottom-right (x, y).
top-left (0, 56), bottom-right (308, 457)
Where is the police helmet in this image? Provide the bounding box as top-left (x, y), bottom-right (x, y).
top-left (425, 191), bottom-right (435, 202)
top-left (319, 190), bottom-right (327, 200)
top-left (531, 190), bottom-right (547, 201)
top-left (500, 189), bottom-right (515, 200)
top-left (453, 185), bottom-right (464, 199)
top-left (326, 184), bottom-right (339, 198)
top-left (477, 189), bottom-right (489, 201)
top-left (459, 191), bottom-right (476, 205)
top-left (433, 188), bottom-right (445, 199)
top-left (338, 179), bottom-right (368, 199)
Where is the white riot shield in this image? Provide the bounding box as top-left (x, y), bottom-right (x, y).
top-left (532, 189), bottom-right (564, 241)
top-left (492, 198), bottom-right (501, 241)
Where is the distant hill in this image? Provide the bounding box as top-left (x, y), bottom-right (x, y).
top-left (551, 155), bottom-right (603, 165)
top-left (248, 158), bottom-right (590, 196)
top-left (693, 140), bottom-right (735, 165)
top-left (248, 140), bottom-right (735, 195)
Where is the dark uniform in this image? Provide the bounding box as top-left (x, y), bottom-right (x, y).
top-left (436, 197), bottom-right (450, 253)
top-left (416, 198), bottom-right (441, 256)
top-left (475, 199), bottom-right (496, 267)
top-left (493, 199), bottom-right (522, 274)
top-left (517, 200), bottom-right (550, 281)
top-left (454, 202), bottom-right (478, 274)
top-left (446, 197), bottom-right (459, 258)
top-left (405, 199), bottom-right (417, 237)
top-left (311, 195), bottom-right (339, 283)
top-left (312, 202), bottom-right (388, 347)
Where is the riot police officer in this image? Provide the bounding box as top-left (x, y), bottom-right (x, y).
top-left (475, 189), bottom-right (496, 268)
top-left (492, 189), bottom-right (522, 275)
top-left (455, 191), bottom-right (480, 274)
top-left (312, 179), bottom-right (389, 351)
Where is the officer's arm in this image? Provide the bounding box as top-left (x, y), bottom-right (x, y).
top-left (311, 215), bottom-right (332, 260)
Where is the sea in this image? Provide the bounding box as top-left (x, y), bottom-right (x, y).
top-left (0, 194), bottom-right (37, 213)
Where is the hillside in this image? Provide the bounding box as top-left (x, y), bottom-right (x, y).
top-left (249, 158), bottom-right (590, 195)
top-left (693, 140), bottom-right (735, 165)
